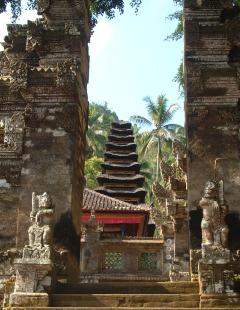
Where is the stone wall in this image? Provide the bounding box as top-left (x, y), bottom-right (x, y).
top-left (0, 0), bottom-right (90, 256)
top-left (184, 0), bottom-right (240, 247)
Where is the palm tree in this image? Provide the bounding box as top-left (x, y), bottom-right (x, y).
top-left (130, 95), bottom-right (182, 181)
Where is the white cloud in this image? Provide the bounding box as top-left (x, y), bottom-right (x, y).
top-left (89, 18), bottom-right (113, 59)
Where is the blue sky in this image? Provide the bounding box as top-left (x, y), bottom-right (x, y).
top-left (0, 0), bottom-right (184, 125)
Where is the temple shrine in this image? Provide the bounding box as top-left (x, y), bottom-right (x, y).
top-left (81, 121), bottom-right (150, 238)
top-left (81, 188), bottom-right (150, 238)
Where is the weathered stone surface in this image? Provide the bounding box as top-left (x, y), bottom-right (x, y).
top-left (0, 0), bottom-right (90, 265)
top-left (185, 0), bottom-right (240, 249)
top-left (9, 292), bottom-right (49, 307)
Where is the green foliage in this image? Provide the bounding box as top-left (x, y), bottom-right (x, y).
top-left (84, 102), bottom-right (118, 189)
top-left (173, 61), bottom-right (184, 97)
top-left (166, 0), bottom-right (183, 42)
top-left (0, 0), bottom-right (142, 24)
top-left (84, 156), bottom-right (102, 189)
top-left (86, 102), bottom-right (118, 159)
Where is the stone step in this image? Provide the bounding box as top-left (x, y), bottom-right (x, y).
top-left (55, 281), bottom-right (199, 295)
top-left (9, 308), bottom-right (240, 310)
top-left (50, 293), bottom-right (200, 308)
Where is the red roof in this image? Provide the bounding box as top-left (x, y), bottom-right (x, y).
top-left (83, 188), bottom-right (150, 212)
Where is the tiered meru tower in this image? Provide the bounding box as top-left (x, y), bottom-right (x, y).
top-left (95, 121), bottom-right (146, 204)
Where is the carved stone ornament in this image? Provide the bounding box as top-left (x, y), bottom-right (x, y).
top-left (22, 192), bottom-right (54, 260)
top-left (9, 61), bottom-right (28, 92)
top-left (56, 58), bottom-right (77, 88)
top-left (199, 180), bottom-right (230, 262)
top-left (26, 20), bottom-right (43, 52)
top-left (0, 112), bottom-right (25, 154)
top-left (37, 0), bottom-right (51, 14)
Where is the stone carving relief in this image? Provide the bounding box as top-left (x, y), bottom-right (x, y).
top-left (9, 61), bottom-right (28, 93)
top-left (56, 58), bottom-right (77, 88)
top-left (199, 262), bottom-right (235, 295)
top-left (151, 182), bottom-right (173, 239)
top-left (0, 112), bottom-right (25, 154)
top-left (23, 192), bottom-right (54, 260)
top-left (65, 22), bottom-right (81, 36)
top-left (199, 180), bottom-right (230, 262)
top-left (0, 52), bottom-right (10, 77)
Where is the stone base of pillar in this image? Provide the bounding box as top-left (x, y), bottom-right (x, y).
top-left (9, 292), bottom-right (49, 307)
top-left (200, 293), bottom-right (240, 308)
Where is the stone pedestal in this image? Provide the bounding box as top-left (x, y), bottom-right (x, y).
top-left (199, 259), bottom-right (237, 308)
top-left (14, 258), bottom-right (52, 293)
top-left (8, 258), bottom-right (52, 307)
top-left (9, 292), bottom-right (49, 307)
top-left (5, 192), bottom-right (55, 308)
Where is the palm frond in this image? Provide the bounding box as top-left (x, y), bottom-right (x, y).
top-left (161, 103), bottom-right (179, 125)
top-left (130, 115), bottom-right (152, 127)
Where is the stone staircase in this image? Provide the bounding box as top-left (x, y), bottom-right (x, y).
top-left (7, 281), bottom-right (240, 309)
top-left (49, 281), bottom-right (201, 309)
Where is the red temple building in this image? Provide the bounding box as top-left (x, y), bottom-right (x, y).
top-left (81, 121), bottom-right (150, 238)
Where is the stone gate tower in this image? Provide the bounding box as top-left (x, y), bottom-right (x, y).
top-left (0, 0), bottom-right (90, 251)
top-left (184, 0), bottom-right (240, 248)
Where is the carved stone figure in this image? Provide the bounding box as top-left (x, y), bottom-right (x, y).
top-left (200, 181), bottom-right (229, 250)
top-left (9, 60), bottom-right (28, 92)
top-left (23, 192), bottom-right (54, 260)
